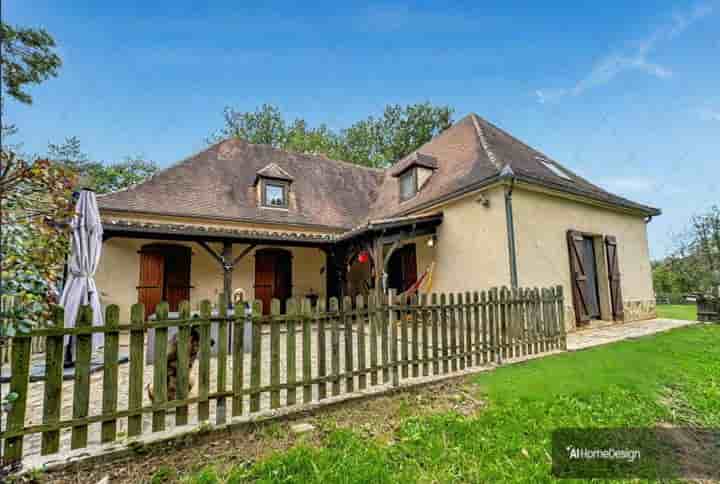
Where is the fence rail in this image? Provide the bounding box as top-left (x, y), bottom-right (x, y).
top-left (1, 285), bottom-right (565, 466)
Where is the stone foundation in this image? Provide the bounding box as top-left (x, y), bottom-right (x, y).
top-left (622, 299), bottom-right (656, 322)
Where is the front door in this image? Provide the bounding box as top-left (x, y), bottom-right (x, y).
top-left (138, 244), bottom-right (192, 317)
top-left (581, 237), bottom-right (601, 320)
top-left (388, 244), bottom-right (417, 293)
top-left (254, 249), bottom-right (293, 314)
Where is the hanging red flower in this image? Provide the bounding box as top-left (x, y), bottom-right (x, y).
top-left (357, 250), bottom-right (370, 264)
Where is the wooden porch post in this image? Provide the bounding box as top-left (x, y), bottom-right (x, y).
top-left (222, 241), bottom-right (233, 310)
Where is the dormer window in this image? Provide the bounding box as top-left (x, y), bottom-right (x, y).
top-left (263, 181), bottom-right (288, 208)
top-left (390, 152), bottom-right (438, 203)
top-left (399, 169), bottom-right (417, 201)
top-left (255, 162), bottom-right (294, 210)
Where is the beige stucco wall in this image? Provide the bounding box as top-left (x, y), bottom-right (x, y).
top-left (96, 238), bottom-right (327, 322)
top-left (510, 187), bottom-right (656, 329)
top-left (424, 186), bottom-right (510, 294)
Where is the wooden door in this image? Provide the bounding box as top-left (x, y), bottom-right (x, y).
top-left (138, 251), bottom-right (164, 318)
top-left (254, 249), bottom-right (293, 315)
top-left (164, 246), bottom-right (192, 312)
top-left (388, 244), bottom-right (417, 292)
top-left (567, 231), bottom-right (592, 325)
top-left (581, 237), bottom-right (601, 319)
top-left (605, 236), bottom-right (624, 321)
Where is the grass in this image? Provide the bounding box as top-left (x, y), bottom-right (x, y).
top-left (656, 304), bottom-right (697, 321)
top-left (176, 325), bottom-right (719, 483)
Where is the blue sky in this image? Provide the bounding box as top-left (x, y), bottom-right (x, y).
top-left (4, 1), bottom-right (719, 259)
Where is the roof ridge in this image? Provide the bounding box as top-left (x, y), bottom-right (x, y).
top-left (229, 137), bottom-right (387, 174)
top-left (469, 113), bottom-right (501, 171)
top-left (97, 138), bottom-right (227, 199)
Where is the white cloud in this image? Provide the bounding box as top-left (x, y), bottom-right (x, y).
top-left (536, 2), bottom-right (715, 103)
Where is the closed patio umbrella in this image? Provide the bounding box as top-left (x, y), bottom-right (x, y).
top-left (60, 189), bottom-right (104, 361)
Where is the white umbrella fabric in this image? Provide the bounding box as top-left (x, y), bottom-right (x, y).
top-left (60, 189), bottom-right (104, 360)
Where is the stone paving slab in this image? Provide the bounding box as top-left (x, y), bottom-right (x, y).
top-left (566, 318), bottom-right (700, 351)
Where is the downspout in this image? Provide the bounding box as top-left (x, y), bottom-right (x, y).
top-left (501, 165), bottom-right (519, 289)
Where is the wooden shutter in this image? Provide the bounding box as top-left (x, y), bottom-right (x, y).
top-left (567, 230), bottom-right (591, 324)
top-left (138, 251), bottom-right (164, 318)
top-left (164, 246), bottom-right (192, 312)
top-left (402, 244), bottom-right (418, 292)
top-left (605, 235), bottom-right (624, 321)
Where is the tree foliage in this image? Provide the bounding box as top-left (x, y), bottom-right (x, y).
top-left (0, 149), bottom-right (76, 333)
top-left (47, 137), bottom-right (159, 193)
top-left (1, 22), bottom-right (62, 104)
top-left (653, 205), bottom-right (720, 295)
top-left (210, 103), bottom-right (454, 168)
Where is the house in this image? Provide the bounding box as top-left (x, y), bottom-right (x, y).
top-left (96, 113), bottom-right (660, 330)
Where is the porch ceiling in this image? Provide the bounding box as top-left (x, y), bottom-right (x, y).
top-left (102, 212), bottom-right (443, 248)
top-left (101, 219), bottom-right (335, 248)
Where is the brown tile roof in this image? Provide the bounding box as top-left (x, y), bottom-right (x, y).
top-left (255, 162), bottom-right (294, 182)
top-left (98, 139), bottom-right (385, 230)
top-left (98, 114), bottom-right (659, 229)
top-left (388, 152), bottom-right (438, 177)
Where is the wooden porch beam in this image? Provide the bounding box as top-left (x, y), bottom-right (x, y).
top-left (231, 244), bottom-right (256, 268)
top-left (196, 241), bottom-right (224, 267)
top-left (383, 240), bottom-right (402, 270)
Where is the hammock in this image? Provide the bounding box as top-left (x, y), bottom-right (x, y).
top-left (398, 262), bottom-right (435, 299)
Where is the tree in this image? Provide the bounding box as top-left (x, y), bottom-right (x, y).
top-left (652, 205), bottom-right (720, 295)
top-left (1, 22), bottom-right (62, 104)
top-left (210, 103), bottom-right (454, 168)
top-left (0, 149), bottom-right (76, 334)
top-left (47, 137), bottom-right (159, 193)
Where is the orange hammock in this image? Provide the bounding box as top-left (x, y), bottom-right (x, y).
top-left (398, 262), bottom-right (435, 299)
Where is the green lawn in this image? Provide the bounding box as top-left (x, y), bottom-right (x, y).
top-left (181, 325), bottom-right (719, 483)
top-left (656, 304), bottom-right (697, 321)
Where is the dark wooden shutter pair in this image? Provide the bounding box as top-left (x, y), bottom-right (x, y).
top-left (604, 235), bottom-right (624, 321)
top-left (567, 231), bottom-right (624, 324)
top-left (567, 231), bottom-right (592, 324)
top-left (138, 245), bottom-right (192, 317)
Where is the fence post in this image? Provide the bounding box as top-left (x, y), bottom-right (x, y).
top-left (216, 293), bottom-right (228, 425)
top-left (557, 285), bottom-right (567, 350)
top-left (344, 296), bottom-right (355, 393)
top-left (2, 317), bottom-right (32, 464)
top-left (41, 306), bottom-right (64, 455)
top-left (71, 305), bottom-right (93, 449)
top-left (101, 304), bottom-right (120, 443)
top-left (330, 297), bottom-right (341, 396)
top-left (152, 302), bottom-right (169, 432)
top-left (389, 289), bottom-right (399, 386)
top-left (250, 300), bottom-right (263, 412)
top-left (420, 294), bottom-right (429, 376)
top-left (176, 301), bottom-right (191, 425)
top-left (270, 299), bottom-right (281, 409)
top-left (369, 294), bottom-right (379, 386)
top-left (381, 292), bottom-right (390, 383)
top-left (431, 293), bottom-right (440, 375)
top-left (440, 293), bottom-right (449, 373)
top-left (286, 298), bottom-right (298, 406)
top-left (302, 298), bottom-right (313, 404)
top-left (232, 295), bottom-right (245, 417)
top-left (317, 298), bottom-right (327, 400)
top-left (357, 295), bottom-right (367, 390)
top-left (128, 303), bottom-right (145, 437)
top-left (411, 294), bottom-right (419, 377)
top-left (198, 300), bottom-right (212, 422)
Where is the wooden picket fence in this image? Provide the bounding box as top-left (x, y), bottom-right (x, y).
top-left (1, 296), bottom-right (46, 366)
top-left (1, 285), bottom-right (565, 466)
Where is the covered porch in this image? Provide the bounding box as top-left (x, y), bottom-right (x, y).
top-left (97, 213), bottom-right (443, 322)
